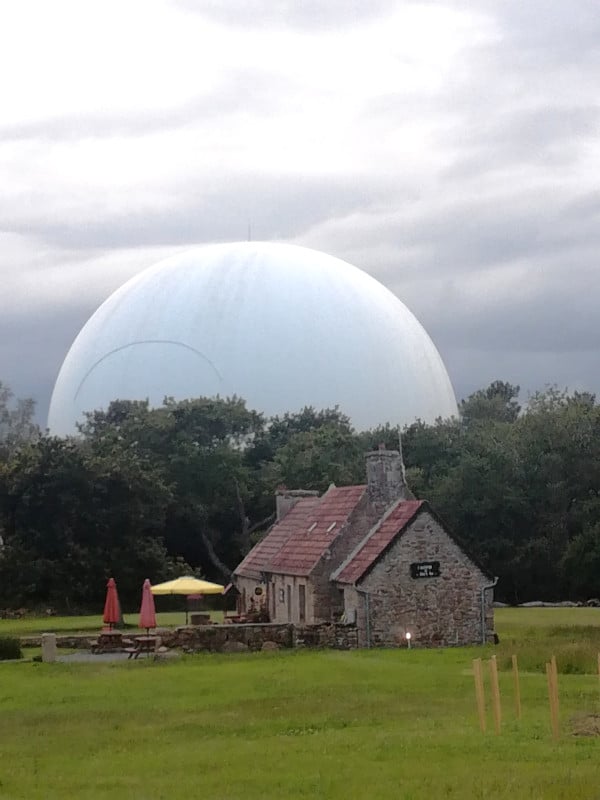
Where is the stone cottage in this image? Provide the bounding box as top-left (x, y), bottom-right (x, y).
top-left (234, 446), bottom-right (496, 647)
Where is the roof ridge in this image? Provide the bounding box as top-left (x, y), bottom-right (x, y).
top-left (331, 499), bottom-right (424, 584)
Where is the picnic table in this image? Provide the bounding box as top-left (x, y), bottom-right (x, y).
top-left (125, 635), bottom-right (159, 659)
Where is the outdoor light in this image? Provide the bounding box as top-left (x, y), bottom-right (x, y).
top-left (406, 631), bottom-right (412, 649)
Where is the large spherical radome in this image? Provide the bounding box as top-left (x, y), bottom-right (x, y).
top-left (47, 242), bottom-right (457, 435)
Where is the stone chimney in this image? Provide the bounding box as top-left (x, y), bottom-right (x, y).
top-left (366, 444), bottom-right (412, 508)
top-left (275, 488), bottom-right (320, 521)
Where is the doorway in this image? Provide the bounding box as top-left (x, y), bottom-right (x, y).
top-left (298, 584), bottom-right (306, 623)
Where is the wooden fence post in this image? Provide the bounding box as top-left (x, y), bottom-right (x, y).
top-left (473, 658), bottom-right (486, 733)
top-left (488, 655), bottom-right (502, 734)
top-left (512, 654), bottom-right (521, 720)
top-left (546, 657), bottom-right (559, 741)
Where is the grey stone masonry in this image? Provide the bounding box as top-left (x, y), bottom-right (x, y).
top-left (21, 623), bottom-right (359, 653)
top-left (346, 510), bottom-right (494, 647)
top-left (366, 446), bottom-right (412, 508)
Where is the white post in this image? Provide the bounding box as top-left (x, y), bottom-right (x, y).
top-left (41, 633), bottom-right (57, 663)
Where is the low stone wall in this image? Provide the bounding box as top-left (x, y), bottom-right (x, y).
top-left (161, 623), bottom-right (295, 652)
top-left (295, 623), bottom-right (358, 650)
top-left (20, 623), bottom-right (359, 652)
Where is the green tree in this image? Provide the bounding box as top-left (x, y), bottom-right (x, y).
top-left (267, 424), bottom-right (364, 492)
top-left (0, 381), bottom-right (39, 462)
top-left (0, 436), bottom-right (175, 610)
top-left (79, 396), bottom-right (267, 579)
top-left (460, 380), bottom-right (521, 426)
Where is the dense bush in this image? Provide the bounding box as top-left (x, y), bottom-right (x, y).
top-left (0, 636), bottom-right (22, 660)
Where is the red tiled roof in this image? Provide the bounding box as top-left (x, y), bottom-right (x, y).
top-left (267, 485), bottom-right (366, 576)
top-left (333, 500), bottom-right (424, 584)
top-left (234, 496), bottom-right (321, 579)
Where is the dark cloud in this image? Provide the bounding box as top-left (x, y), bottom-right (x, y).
top-left (0, 303), bottom-right (95, 426)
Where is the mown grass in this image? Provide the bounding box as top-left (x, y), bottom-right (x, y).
top-left (0, 610), bottom-right (224, 637)
top-left (1, 608), bottom-right (600, 799)
top-left (495, 607), bottom-right (600, 675)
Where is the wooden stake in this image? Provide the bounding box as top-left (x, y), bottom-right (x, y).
top-left (512, 654), bottom-right (522, 720)
top-left (473, 658), bottom-right (486, 733)
top-left (488, 655), bottom-right (502, 734)
top-left (546, 659), bottom-right (559, 741)
top-left (551, 656), bottom-right (559, 736)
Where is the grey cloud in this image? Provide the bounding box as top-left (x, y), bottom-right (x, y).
top-left (2, 173), bottom-right (398, 250)
top-left (436, 0), bottom-right (600, 67)
top-left (491, 0), bottom-right (600, 67)
top-left (443, 105), bottom-right (600, 179)
top-left (304, 189), bottom-right (587, 284)
top-left (0, 69), bottom-right (296, 143)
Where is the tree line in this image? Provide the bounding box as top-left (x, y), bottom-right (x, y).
top-left (1, 379), bottom-right (599, 610)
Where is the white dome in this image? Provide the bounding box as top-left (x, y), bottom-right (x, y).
top-left (47, 242), bottom-right (457, 435)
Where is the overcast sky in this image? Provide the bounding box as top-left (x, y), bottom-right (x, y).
top-left (2, 0), bottom-right (600, 425)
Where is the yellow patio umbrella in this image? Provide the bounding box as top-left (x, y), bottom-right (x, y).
top-left (150, 576), bottom-right (225, 623)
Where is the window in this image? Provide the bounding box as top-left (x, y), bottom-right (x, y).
top-left (286, 585), bottom-right (292, 622)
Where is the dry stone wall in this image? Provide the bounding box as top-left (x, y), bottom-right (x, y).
top-left (21, 623), bottom-right (359, 652)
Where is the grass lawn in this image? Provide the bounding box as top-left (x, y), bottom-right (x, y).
top-left (0, 610), bottom-right (224, 637)
top-left (0, 608), bottom-right (599, 799)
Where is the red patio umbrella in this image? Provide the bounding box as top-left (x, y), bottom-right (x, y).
top-left (139, 578), bottom-right (157, 635)
top-left (102, 577), bottom-right (121, 630)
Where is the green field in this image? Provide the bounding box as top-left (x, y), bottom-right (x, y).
top-left (1, 608), bottom-right (600, 799)
top-left (0, 610), bottom-right (224, 638)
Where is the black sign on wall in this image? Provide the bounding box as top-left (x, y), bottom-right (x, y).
top-left (410, 561), bottom-right (441, 579)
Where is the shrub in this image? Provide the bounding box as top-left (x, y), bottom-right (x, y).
top-left (0, 635), bottom-right (22, 660)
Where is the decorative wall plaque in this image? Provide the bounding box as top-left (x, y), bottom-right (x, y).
top-left (410, 561), bottom-right (441, 579)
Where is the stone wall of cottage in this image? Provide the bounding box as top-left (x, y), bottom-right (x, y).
top-left (341, 510), bottom-right (494, 647)
top-left (309, 492), bottom-right (377, 623)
